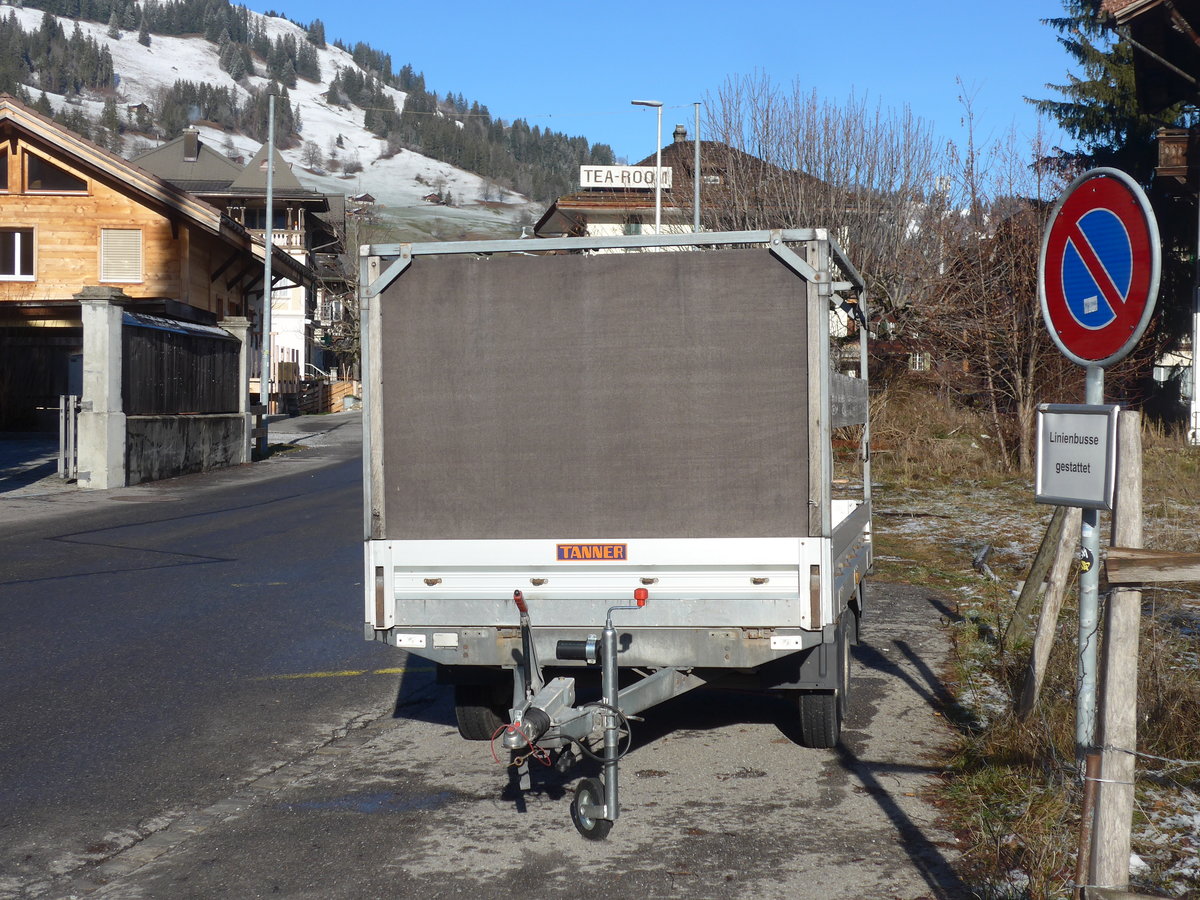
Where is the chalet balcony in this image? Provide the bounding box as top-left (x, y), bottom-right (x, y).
top-left (247, 228), bottom-right (306, 252)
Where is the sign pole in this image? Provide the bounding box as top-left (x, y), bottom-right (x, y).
top-left (1038, 168), bottom-right (1160, 767)
top-left (1076, 365), bottom-right (1104, 762)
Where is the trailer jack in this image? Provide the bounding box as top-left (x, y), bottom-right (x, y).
top-left (503, 588), bottom-right (648, 839)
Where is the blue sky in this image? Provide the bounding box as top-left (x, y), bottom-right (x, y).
top-left (249, 0), bottom-right (1080, 164)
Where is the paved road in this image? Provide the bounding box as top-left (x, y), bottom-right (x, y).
top-left (0, 414), bottom-right (397, 897)
top-left (1, 415), bottom-right (965, 899)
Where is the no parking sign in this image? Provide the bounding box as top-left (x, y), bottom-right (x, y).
top-left (1039, 168), bottom-right (1160, 368)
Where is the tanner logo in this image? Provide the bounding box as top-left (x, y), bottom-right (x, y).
top-left (556, 543), bottom-right (628, 561)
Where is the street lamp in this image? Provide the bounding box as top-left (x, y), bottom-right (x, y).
top-left (631, 99), bottom-right (663, 234)
top-left (259, 85), bottom-right (276, 458)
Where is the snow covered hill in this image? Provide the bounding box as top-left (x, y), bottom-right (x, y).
top-left (5, 6), bottom-right (541, 240)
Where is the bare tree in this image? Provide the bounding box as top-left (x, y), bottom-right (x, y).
top-left (922, 92), bottom-right (1078, 472)
top-left (300, 139), bottom-right (323, 169)
top-left (320, 207), bottom-right (396, 378)
top-left (695, 73), bottom-right (946, 319)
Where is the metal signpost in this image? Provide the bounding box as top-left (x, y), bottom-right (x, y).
top-left (1037, 167), bottom-right (1160, 763)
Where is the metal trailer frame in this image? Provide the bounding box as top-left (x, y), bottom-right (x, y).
top-left (358, 229), bottom-right (871, 838)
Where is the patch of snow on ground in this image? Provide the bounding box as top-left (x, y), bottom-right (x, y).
top-left (1136, 785), bottom-right (1200, 897)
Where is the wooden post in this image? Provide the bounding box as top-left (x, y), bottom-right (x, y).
top-left (1017, 505), bottom-right (1082, 719)
top-left (1076, 750), bottom-right (1102, 897)
top-left (1006, 505), bottom-right (1069, 651)
top-left (1090, 410), bottom-right (1142, 889)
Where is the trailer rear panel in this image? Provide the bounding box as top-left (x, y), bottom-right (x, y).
top-left (377, 248), bottom-right (810, 541)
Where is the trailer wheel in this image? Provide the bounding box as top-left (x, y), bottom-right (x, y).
top-left (796, 617), bottom-right (850, 749)
top-left (454, 684), bottom-right (509, 741)
top-left (571, 777), bottom-right (613, 840)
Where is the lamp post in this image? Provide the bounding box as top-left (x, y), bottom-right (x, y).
top-left (631, 99), bottom-right (662, 234)
top-left (258, 85), bottom-right (276, 458)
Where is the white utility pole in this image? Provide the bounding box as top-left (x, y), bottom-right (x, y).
top-left (258, 86), bottom-right (276, 457)
top-left (631, 99), bottom-right (663, 233)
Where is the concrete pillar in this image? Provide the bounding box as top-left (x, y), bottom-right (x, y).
top-left (76, 288), bottom-right (128, 490)
top-left (220, 316), bottom-right (252, 464)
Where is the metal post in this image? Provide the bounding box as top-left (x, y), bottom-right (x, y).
top-left (631, 99), bottom-right (663, 233)
top-left (1077, 364), bottom-right (1104, 763)
top-left (601, 620), bottom-right (620, 820)
top-left (258, 87), bottom-right (276, 455)
top-left (1191, 187), bottom-right (1200, 444)
top-left (693, 102), bottom-right (701, 233)
top-left (58, 395), bottom-right (67, 477)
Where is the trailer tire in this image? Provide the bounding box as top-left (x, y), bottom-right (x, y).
top-left (796, 617), bottom-right (850, 749)
top-left (571, 777), bottom-right (613, 840)
top-left (454, 684), bottom-right (509, 741)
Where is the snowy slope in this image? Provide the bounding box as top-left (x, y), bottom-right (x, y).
top-left (5, 6), bottom-right (539, 239)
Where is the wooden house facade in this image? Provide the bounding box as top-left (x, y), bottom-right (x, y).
top-left (0, 94), bottom-right (311, 487)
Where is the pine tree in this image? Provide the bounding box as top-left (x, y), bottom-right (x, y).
top-left (227, 46), bottom-right (246, 82)
top-left (1032, 0), bottom-right (1189, 179)
top-left (138, 16), bottom-right (150, 47)
top-left (100, 95), bottom-right (120, 135)
top-left (106, 10), bottom-right (120, 39)
top-left (305, 19), bottom-right (325, 48)
top-left (1034, 0), bottom-right (1198, 410)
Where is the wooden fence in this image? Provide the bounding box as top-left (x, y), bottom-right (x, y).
top-left (122, 318), bottom-right (240, 415)
top-left (298, 379), bottom-right (357, 414)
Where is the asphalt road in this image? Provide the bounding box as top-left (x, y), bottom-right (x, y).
top-left (0, 416), bottom-right (967, 899)
top-left (0, 415), bottom-right (398, 897)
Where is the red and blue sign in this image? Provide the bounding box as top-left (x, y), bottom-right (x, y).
top-left (1039, 168), bottom-right (1160, 368)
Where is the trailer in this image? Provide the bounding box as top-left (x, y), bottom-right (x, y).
top-left (359, 229), bottom-right (872, 838)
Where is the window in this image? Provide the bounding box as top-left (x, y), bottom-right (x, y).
top-left (100, 228), bottom-right (142, 282)
top-left (908, 351), bottom-right (932, 372)
top-left (0, 148), bottom-right (8, 191)
top-left (0, 228), bottom-right (35, 280)
top-left (26, 153), bottom-right (87, 192)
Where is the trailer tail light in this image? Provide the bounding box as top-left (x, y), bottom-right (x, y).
top-left (634, 588), bottom-right (649, 607)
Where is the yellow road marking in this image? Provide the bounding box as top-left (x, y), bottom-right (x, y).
top-left (267, 666), bottom-right (435, 680)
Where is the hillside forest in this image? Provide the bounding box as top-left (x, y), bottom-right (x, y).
top-left (0, 0), bottom-right (615, 203)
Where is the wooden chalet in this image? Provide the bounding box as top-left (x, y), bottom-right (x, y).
top-left (134, 128), bottom-right (345, 387)
top-left (0, 94), bottom-right (312, 487)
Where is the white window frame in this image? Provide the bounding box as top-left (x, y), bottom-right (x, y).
top-left (100, 228), bottom-right (143, 283)
top-left (0, 227), bottom-right (35, 281)
top-left (908, 351), bottom-right (932, 372)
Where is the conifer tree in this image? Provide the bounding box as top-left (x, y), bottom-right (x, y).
top-left (305, 19), bottom-right (324, 48)
top-left (1032, 0), bottom-right (1189, 179)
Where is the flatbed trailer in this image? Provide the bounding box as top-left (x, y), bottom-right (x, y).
top-left (359, 229), bottom-right (872, 837)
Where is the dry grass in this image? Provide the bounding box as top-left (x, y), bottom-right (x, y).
top-left (870, 386), bottom-right (1200, 899)
top-left (870, 384), bottom-right (1010, 485)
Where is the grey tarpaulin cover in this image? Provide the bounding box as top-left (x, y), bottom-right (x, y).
top-left (378, 248), bottom-right (811, 540)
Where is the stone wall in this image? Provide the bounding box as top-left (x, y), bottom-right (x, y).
top-left (125, 414), bottom-right (246, 485)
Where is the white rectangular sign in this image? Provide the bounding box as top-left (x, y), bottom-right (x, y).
top-left (580, 165), bottom-right (672, 190)
top-left (1035, 404), bottom-right (1120, 510)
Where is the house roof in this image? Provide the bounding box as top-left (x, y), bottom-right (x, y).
top-left (0, 94), bottom-right (313, 290)
top-left (134, 128), bottom-right (328, 208)
top-left (229, 141), bottom-right (310, 194)
top-left (535, 135), bottom-right (819, 237)
top-left (132, 129), bottom-right (243, 191)
top-left (1103, 0), bottom-right (1200, 111)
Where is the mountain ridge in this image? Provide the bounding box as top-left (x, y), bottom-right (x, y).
top-left (2, 3), bottom-right (611, 240)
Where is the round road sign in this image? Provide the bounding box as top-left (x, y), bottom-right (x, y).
top-left (1039, 167), bottom-right (1160, 368)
